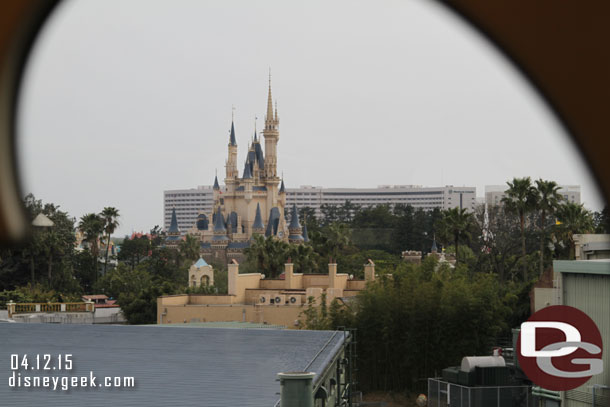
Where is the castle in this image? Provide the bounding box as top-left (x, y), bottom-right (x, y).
top-left (165, 78), bottom-right (305, 263)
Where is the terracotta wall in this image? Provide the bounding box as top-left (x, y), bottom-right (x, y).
top-left (259, 279), bottom-right (285, 290)
top-left (159, 303), bottom-right (305, 328)
top-left (188, 295), bottom-right (234, 305)
top-left (302, 274), bottom-right (329, 287)
top-left (347, 280), bottom-right (366, 290)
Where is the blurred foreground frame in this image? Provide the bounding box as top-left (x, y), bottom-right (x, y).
top-left (0, 0), bottom-right (608, 245)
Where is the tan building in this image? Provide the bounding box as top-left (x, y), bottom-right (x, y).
top-left (189, 257), bottom-right (214, 287)
top-left (158, 259), bottom-right (377, 328)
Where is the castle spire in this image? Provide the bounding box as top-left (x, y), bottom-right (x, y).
top-left (266, 69), bottom-right (273, 124)
top-left (229, 120), bottom-right (236, 146)
top-left (288, 204), bottom-right (304, 243)
top-left (213, 174), bottom-right (220, 190)
top-left (252, 202), bottom-right (265, 232)
top-left (212, 206), bottom-right (228, 242)
top-left (168, 207), bottom-right (180, 234)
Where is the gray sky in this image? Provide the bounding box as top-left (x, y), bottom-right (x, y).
top-left (18, 0), bottom-right (605, 236)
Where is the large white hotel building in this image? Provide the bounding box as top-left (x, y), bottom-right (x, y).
top-left (164, 185), bottom-right (477, 232)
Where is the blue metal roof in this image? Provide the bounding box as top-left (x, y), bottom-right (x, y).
top-left (213, 175), bottom-right (220, 190)
top-left (0, 324), bottom-right (346, 407)
top-left (200, 242), bottom-right (211, 249)
top-left (229, 121), bottom-right (237, 146)
top-left (288, 203), bottom-right (301, 230)
top-left (213, 206), bottom-right (226, 232)
top-left (254, 142), bottom-right (265, 169)
top-left (227, 241), bottom-right (251, 249)
top-left (194, 257), bottom-right (208, 267)
top-left (243, 160), bottom-right (252, 179)
top-left (252, 203), bottom-right (264, 229)
top-left (167, 207), bottom-right (180, 234)
top-left (266, 207), bottom-right (281, 237)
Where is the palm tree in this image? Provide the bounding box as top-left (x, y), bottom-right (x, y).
top-left (101, 207), bottom-right (120, 275)
top-left (502, 177), bottom-right (537, 281)
top-left (179, 234), bottom-right (200, 264)
top-left (287, 243), bottom-right (318, 273)
top-left (556, 202), bottom-right (594, 259)
top-left (78, 213), bottom-right (104, 281)
top-left (533, 180), bottom-right (563, 276)
top-left (324, 223), bottom-right (352, 261)
top-left (243, 235), bottom-right (289, 278)
top-left (438, 207), bottom-right (474, 265)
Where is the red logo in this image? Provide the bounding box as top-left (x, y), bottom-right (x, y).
top-left (517, 305), bottom-right (603, 391)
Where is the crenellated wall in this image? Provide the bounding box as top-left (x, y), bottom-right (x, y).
top-left (157, 259), bottom-right (377, 328)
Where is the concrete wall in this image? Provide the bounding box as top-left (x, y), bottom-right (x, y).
top-left (574, 234), bottom-right (610, 260)
top-left (532, 287), bottom-right (558, 312)
top-left (93, 307), bottom-right (126, 324)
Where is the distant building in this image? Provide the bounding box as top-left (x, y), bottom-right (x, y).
top-left (164, 184), bottom-right (478, 231)
top-left (573, 233), bottom-right (610, 260)
top-left (485, 184), bottom-right (581, 207)
top-left (287, 185), bottom-right (477, 218)
top-left (163, 186), bottom-right (214, 233)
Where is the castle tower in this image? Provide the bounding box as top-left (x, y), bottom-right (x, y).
top-left (226, 120), bottom-right (238, 182)
top-left (165, 207), bottom-right (181, 248)
top-left (252, 203), bottom-right (265, 236)
top-left (263, 76), bottom-right (279, 180)
top-left (212, 206), bottom-right (229, 243)
top-left (279, 178), bottom-right (286, 207)
top-left (287, 204), bottom-right (304, 243)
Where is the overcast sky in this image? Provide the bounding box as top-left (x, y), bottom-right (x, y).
top-left (18, 0), bottom-right (604, 236)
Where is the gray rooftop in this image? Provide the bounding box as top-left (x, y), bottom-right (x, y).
top-left (0, 324), bottom-right (346, 407)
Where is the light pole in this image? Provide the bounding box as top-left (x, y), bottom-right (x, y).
top-left (30, 213), bottom-right (54, 285)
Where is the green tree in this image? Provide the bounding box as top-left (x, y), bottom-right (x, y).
top-left (243, 235), bottom-right (290, 278)
top-left (78, 213), bottom-right (104, 281)
top-left (593, 206), bottom-right (610, 233)
top-left (287, 243), bottom-right (319, 273)
top-left (502, 177), bottom-right (537, 281)
top-left (437, 207), bottom-right (474, 266)
top-left (556, 202), bottom-right (595, 259)
top-left (533, 180), bottom-right (562, 276)
top-left (100, 207), bottom-right (120, 276)
top-left (179, 234), bottom-right (200, 265)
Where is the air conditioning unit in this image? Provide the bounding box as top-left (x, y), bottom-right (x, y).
top-left (270, 295), bottom-right (285, 305)
top-left (258, 295), bottom-right (270, 305)
top-left (287, 295), bottom-right (301, 306)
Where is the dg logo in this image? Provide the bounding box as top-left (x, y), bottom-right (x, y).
top-left (518, 305), bottom-right (603, 391)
